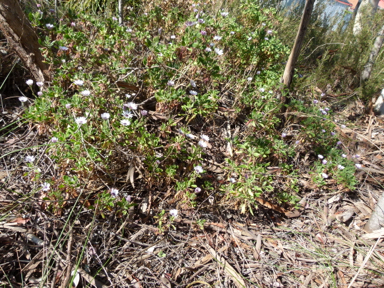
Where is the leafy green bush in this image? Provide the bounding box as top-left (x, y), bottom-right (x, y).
top-left (19, 0), bottom-right (358, 216)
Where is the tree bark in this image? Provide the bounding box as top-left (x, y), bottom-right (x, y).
top-left (365, 191), bottom-right (384, 232)
top-left (353, 0), bottom-right (379, 36)
top-left (118, 0), bottom-right (123, 25)
top-left (281, 0), bottom-right (315, 89)
top-left (0, 0), bottom-right (50, 83)
top-left (361, 23), bottom-right (384, 83)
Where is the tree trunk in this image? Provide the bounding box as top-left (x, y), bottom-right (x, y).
top-left (0, 0), bottom-right (50, 83)
top-left (118, 0), bottom-right (123, 25)
top-left (353, 0), bottom-right (379, 36)
top-left (361, 23), bottom-right (384, 83)
top-left (281, 0), bottom-right (315, 89)
top-left (365, 191), bottom-right (384, 232)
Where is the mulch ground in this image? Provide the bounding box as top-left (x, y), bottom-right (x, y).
top-left (1, 93), bottom-right (384, 287)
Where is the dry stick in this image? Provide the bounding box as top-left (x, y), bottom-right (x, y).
top-left (62, 228), bottom-right (73, 288)
top-left (50, 257), bottom-right (61, 288)
top-left (347, 237), bottom-right (382, 288)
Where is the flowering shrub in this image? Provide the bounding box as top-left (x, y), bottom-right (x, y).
top-left (21, 0), bottom-right (357, 215)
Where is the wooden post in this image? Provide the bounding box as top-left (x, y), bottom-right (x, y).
top-left (282, 0), bottom-right (315, 89)
top-left (0, 0), bottom-right (51, 82)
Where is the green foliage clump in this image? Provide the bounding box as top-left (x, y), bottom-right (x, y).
top-left (17, 0), bottom-right (358, 216)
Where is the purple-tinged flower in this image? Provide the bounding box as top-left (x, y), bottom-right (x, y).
top-left (46, 23), bottom-right (54, 29)
top-left (41, 182), bottom-right (50, 191)
top-left (25, 155), bottom-right (35, 163)
top-left (186, 133), bottom-right (195, 139)
top-left (169, 209), bottom-right (178, 217)
top-left (141, 110), bottom-right (148, 116)
top-left (194, 165), bottom-right (203, 173)
top-left (281, 133), bottom-right (287, 138)
top-left (256, 71), bottom-right (261, 75)
top-left (213, 35), bottom-right (222, 41)
top-left (37, 91), bottom-right (43, 96)
top-left (26, 79), bottom-right (33, 86)
top-left (229, 178), bottom-right (236, 183)
top-left (248, 37), bottom-right (252, 41)
top-left (194, 187), bottom-right (201, 193)
top-left (198, 19), bottom-right (205, 24)
top-left (230, 31), bottom-right (235, 35)
top-left (342, 154), bottom-right (347, 158)
top-left (185, 21), bottom-right (195, 27)
top-left (338, 165), bottom-right (345, 170)
top-left (121, 119), bottom-right (131, 126)
top-left (214, 48), bottom-right (223, 55)
top-left (295, 140), bottom-right (300, 145)
top-left (331, 132), bottom-right (336, 136)
top-left (322, 159), bottom-right (327, 165)
top-left (267, 30), bottom-right (273, 34)
top-left (167, 80), bottom-right (175, 86)
top-left (313, 100), bottom-right (319, 104)
top-left (262, 23), bottom-right (266, 26)
top-left (36, 82), bottom-right (43, 87)
top-left (355, 164), bottom-right (362, 169)
top-left (353, 154), bottom-right (360, 158)
top-left (259, 88), bottom-right (265, 93)
top-left (73, 80), bottom-right (84, 86)
top-left (198, 140), bottom-right (208, 148)
top-left (125, 94), bottom-right (132, 99)
top-left (71, 22), bottom-right (76, 27)
top-left (321, 93), bottom-right (325, 97)
top-left (19, 96), bottom-right (28, 103)
top-left (205, 47), bottom-right (212, 52)
top-left (322, 173), bottom-right (328, 179)
top-left (75, 117), bottom-right (87, 126)
top-left (318, 154), bottom-right (324, 159)
top-left (201, 30), bottom-right (207, 35)
top-left (51, 137), bottom-right (58, 143)
top-left (265, 37), bottom-right (269, 40)
top-left (247, 77), bottom-right (252, 82)
top-left (337, 141), bottom-right (342, 146)
top-left (325, 107), bottom-right (330, 111)
top-left (124, 102), bottom-right (138, 110)
top-left (189, 90), bottom-right (198, 96)
top-left (80, 90), bottom-right (91, 96)
top-left (112, 16), bottom-right (117, 21)
top-left (201, 134), bottom-right (209, 142)
top-left (36, 4), bottom-right (41, 7)
top-left (322, 129), bottom-right (326, 133)
top-left (125, 195), bottom-right (132, 202)
top-left (221, 12), bottom-right (229, 17)
top-left (126, 28), bottom-right (133, 33)
top-left (101, 113), bottom-right (110, 120)
top-left (341, 125), bottom-right (346, 129)
top-left (110, 188), bottom-right (119, 198)
top-left (65, 104), bottom-right (71, 109)
top-left (190, 80), bottom-right (196, 87)
top-left (59, 46), bottom-right (69, 51)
